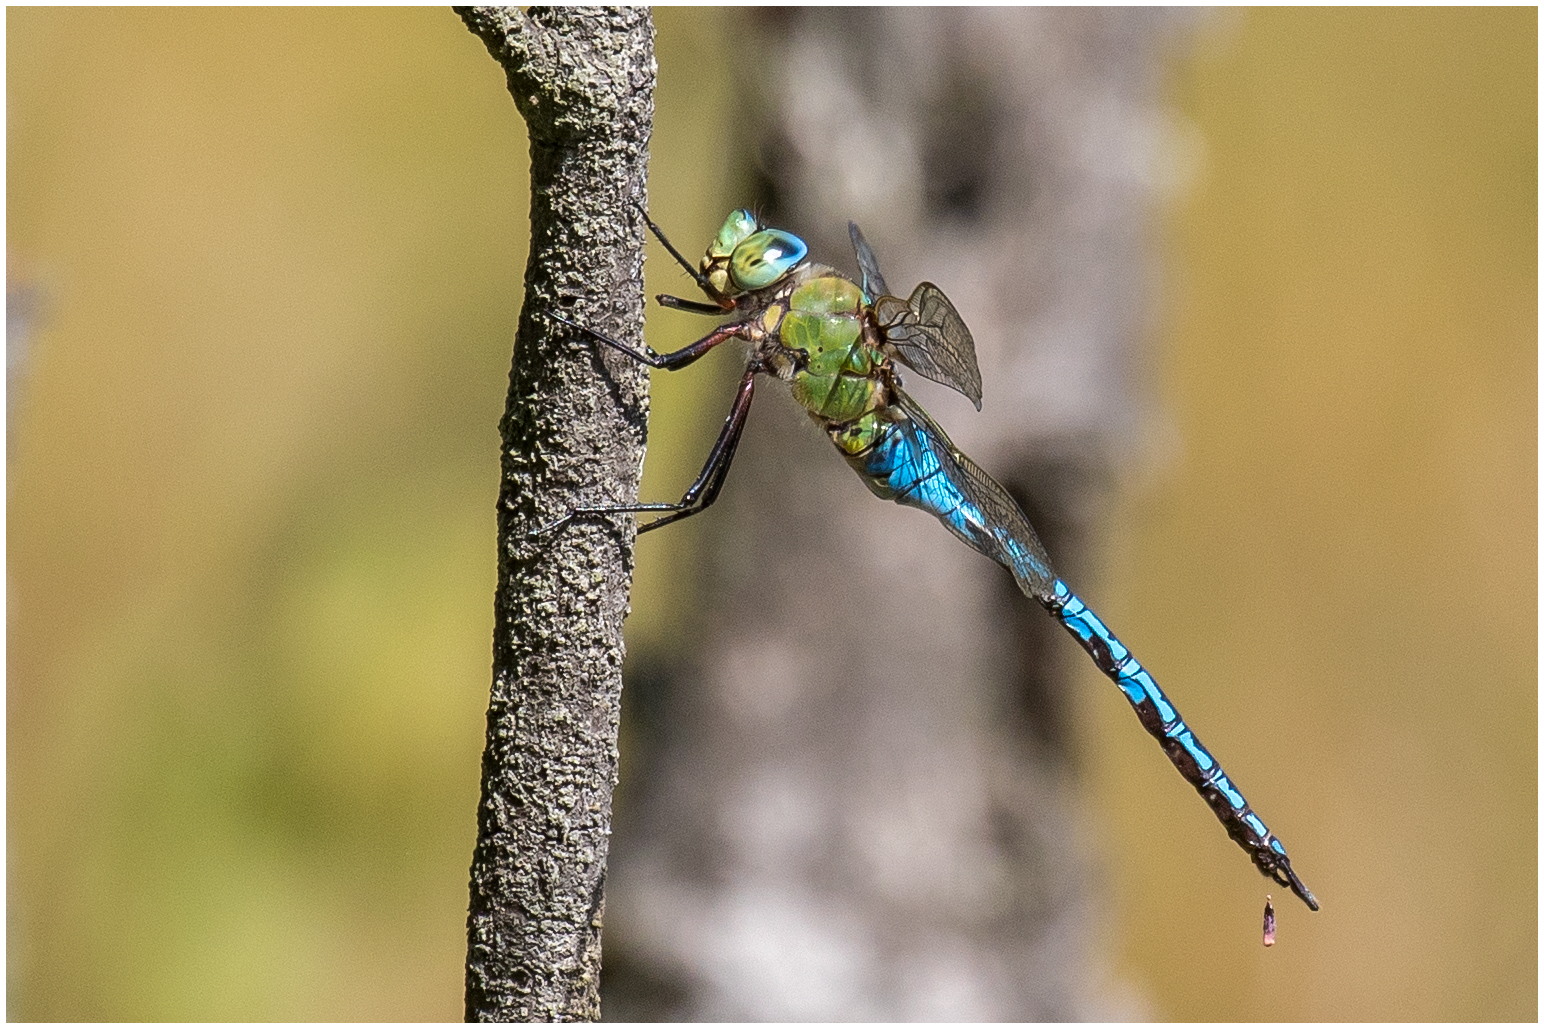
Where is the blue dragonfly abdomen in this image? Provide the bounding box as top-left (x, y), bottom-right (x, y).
top-left (1046, 580), bottom-right (1316, 908)
top-left (842, 394), bottom-right (1056, 591)
top-left (846, 394), bottom-right (1319, 911)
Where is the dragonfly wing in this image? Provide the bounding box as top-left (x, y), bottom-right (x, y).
top-left (864, 389), bottom-right (1056, 600)
top-left (848, 221), bottom-right (891, 299)
top-left (874, 283), bottom-right (984, 410)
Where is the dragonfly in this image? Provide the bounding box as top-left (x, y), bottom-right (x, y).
top-left (548, 207), bottom-right (1319, 912)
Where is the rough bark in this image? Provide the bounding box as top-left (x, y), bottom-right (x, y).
top-left (457, 7), bottom-right (654, 1022)
top-left (603, 9), bottom-right (1191, 1020)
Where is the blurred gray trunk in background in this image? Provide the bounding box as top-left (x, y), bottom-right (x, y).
top-left (605, 9), bottom-right (1194, 1020)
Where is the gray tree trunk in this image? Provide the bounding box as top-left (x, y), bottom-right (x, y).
top-left (457, 7), bottom-right (654, 1021)
top-left (603, 9), bottom-right (1191, 1020)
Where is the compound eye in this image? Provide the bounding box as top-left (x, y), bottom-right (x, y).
top-left (710, 209), bottom-right (760, 258)
top-left (729, 229), bottom-right (808, 291)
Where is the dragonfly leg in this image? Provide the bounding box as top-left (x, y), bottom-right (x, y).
top-left (529, 365), bottom-right (758, 537)
top-left (636, 364), bottom-right (758, 533)
top-left (631, 200), bottom-right (713, 293)
top-left (548, 310), bottom-right (747, 372)
top-left (655, 293), bottom-right (728, 316)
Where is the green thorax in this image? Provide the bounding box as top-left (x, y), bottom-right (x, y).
top-left (777, 272), bottom-right (885, 424)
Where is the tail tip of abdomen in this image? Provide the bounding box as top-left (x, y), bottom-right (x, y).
top-left (1285, 868), bottom-right (1320, 911)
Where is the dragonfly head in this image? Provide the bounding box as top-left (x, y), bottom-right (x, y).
top-left (701, 209), bottom-right (808, 300)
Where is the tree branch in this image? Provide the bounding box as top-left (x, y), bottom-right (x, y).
top-left (456, 6), bottom-right (654, 1021)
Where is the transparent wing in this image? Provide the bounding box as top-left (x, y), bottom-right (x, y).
top-left (873, 283), bottom-right (983, 410)
top-left (848, 221), bottom-right (890, 299)
top-left (889, 389), bottom-right (1055, 599)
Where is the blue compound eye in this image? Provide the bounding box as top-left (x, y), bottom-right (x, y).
top-left (729, 229), bottom-right (808, 291)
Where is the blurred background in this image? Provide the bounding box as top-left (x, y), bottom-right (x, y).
top-left (7, 7), bottom-right (1534, 1021)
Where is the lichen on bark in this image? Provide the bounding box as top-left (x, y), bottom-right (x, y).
top-left (456, 7), bottom-right (655, 1022)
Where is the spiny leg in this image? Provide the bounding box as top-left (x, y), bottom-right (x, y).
top-left (548, 309), bottom-right (746, 372)
top-left (656, 294), bottom-right (729, 316)
top-left (637, 364), bottom-right (758, 533)
top-left (531, 364), bottom-right (759, 537)
top-left (631, 201), bottom-right (714, 292)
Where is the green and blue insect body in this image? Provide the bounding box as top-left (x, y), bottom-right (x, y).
top-left (563, 207), bottom-right (1319, 912)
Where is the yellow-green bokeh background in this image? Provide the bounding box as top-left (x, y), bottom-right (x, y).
top-left (8, 8), bottom-right (1534, 1021)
